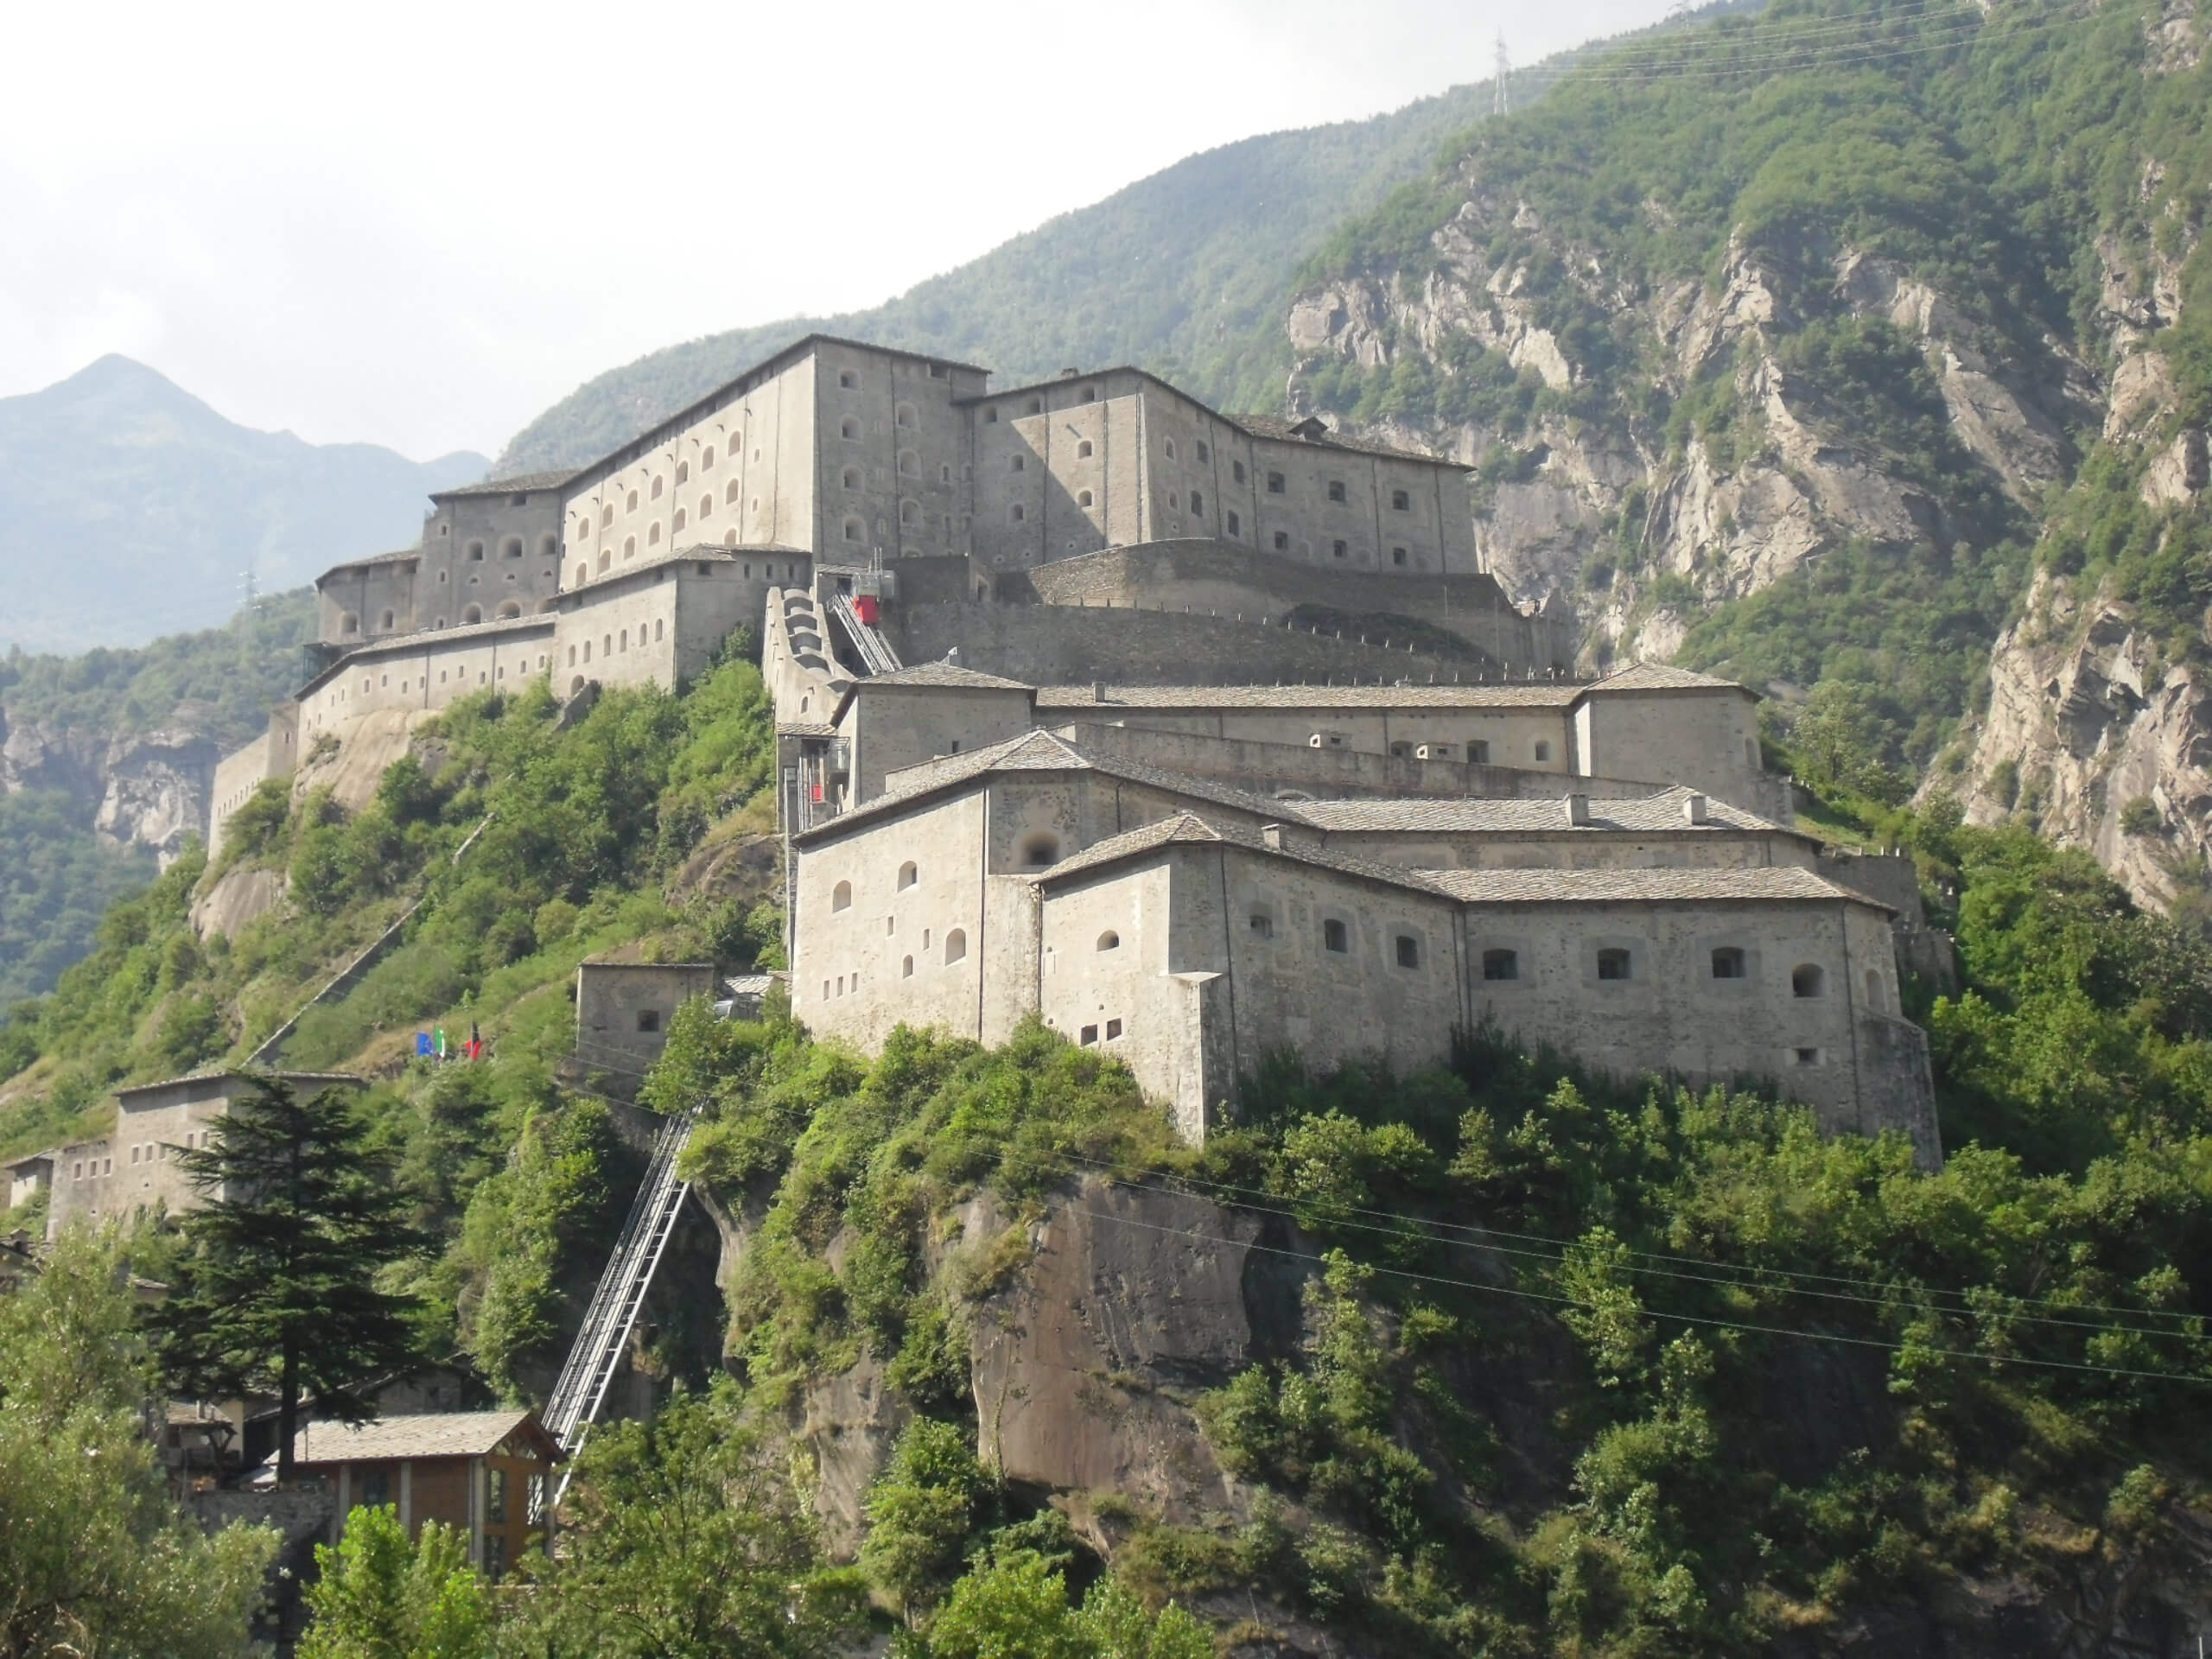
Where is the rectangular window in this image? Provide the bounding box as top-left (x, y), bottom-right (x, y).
top-left (1272, 531), bottom-right (1289, 550)
top-left (1324, 918), bottom-right (1349, 953)
top-left (1482, 948), bottom-right (1517, 982)
top-left (1332, 539), bottom-right (1348, 559)
top-left (1391, 546), bottom-right (1408, 566)
top-left (1226, 512), bottom-right (1240, 537)
top-left (1468, 740), bottom-right (1491, 764)
top-left (1597, 948), bottom-right (1631, 982)
top-left (1395, 935), bottom-right (1421, 969)
top-left (1232, 461), bottom-right (1247, 483)
top-left (1796, 1047), bottom-right (1821, 1066)
top-left (1080, 1025), bottom-right (1099, 1045)
top-left (486, 1467), bottom-right (509, 1524)
top-left (1196, 441), bottom-right (1211, 463)
top-left (1327, 480), bottom-right (1346, 503)
top-left (1392, 488), bottom-right (1411, 510)
top-left (1267, 471), bottom-right (1286, 494)
top-left (1105, 1019), bottom-right (1122, 1039)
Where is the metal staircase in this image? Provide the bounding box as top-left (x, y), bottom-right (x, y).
top-left (827, 591), bottom-right (902, 677)
top-left (535, 1107), bottom-right (698, 1516)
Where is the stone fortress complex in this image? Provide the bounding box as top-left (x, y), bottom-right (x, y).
top-left (183, 333), bottom-right (1940, 1168)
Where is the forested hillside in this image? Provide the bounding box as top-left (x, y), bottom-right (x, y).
top-left (0, 591), bottom-right (315, 1001)
top-left (5, 648), bottom-right (2210, 1653)
top-left (1279, 0), bottom-right (2212, 910)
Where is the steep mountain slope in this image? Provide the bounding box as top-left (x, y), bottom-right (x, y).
top-left (494, 3), bottom-right (1764, 477)
top-left (0, 357), bottom-right (486, 654)
top-left (1278, 0), bottom-right (2209, 896)
top-left (0, 590), bottom-right (315, 998)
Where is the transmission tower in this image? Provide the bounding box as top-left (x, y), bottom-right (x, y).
top-left (239, 560), bottom-right (258, 609)
top-left (1494, 31), bottom-right (1511, 116)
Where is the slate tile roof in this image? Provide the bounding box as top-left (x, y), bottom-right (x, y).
top-left (858, 662), bottom-right (1033, 691)
top-left (286, 1409), bottom-right (558, 1465)
top-left (1576, 662), bottom-right (1747, 694)
top-left (1032, 810), bottom-right (1455, 899)
top-left (1295, 785), bottom-right (1794, 837)
top-left (1237, 413), bottom-right (1461, 464)
top-left (1419, 865), bottom-right (1885, 908)
top-left (428, 470), bottom-right (583, 500)
top-left (1034, 682), bottom-right (1585, 710)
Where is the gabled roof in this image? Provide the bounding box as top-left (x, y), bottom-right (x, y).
top-left (1295, 785), bottom-right (1796, 838)
top-left (316, 548), bottom-right (421, 582)
top-left (428, 469), bottom-right (582, 502)
top-left (1032, 810), bottom-right (1454, 899)
top-left (287, 1408), bottom-right (560, 1466)
top-left (115, 1070), bottom-right (365, 1106)
top-left (1036, 681), bottom-right (1585, 711)
top-left (1418, 866), bottom-right (1885, 908)
top-left (830, 662), bottom-right (1034, 723)
top-left (1578, 662), bottom-right (1749, 696)
top-left (797, 729), bottom-right (1302, 846)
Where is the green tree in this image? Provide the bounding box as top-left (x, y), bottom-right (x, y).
top-left (925, 1556), bottom-right (1215, 1659)
top-left (299, 1505), bottom-right (493, 1659)
top-left (861, 1419), bottom-right (990, 1622)
top-left (0, 1227), bottom-right (278, 1657)
top-left (513, 1382), bottom-right (867, 1659)
top-left (147, 1074), bottom-right (426, 1483)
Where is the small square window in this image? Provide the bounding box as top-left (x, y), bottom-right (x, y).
top-left (1392, 488), bottom-right (1411, 510)
top-left (1597, 948), bottom-right (1631, 982)
top-left (1105, 1019), bottom-right (1122, 1039)
top-left (1711, 947), bottom-right (1746, 979)
top-left (1395, 935), bottom-right (1421, 969)
top-left (1482, 948), bottom-right (1517, 982)
top-left (1332, 539), bottom-right (1347, 559)
top-left (1468, 740), bottom-right (1491, 764)
top-left (1267, 471), bottom-right (1286, 494)
top-left (1796, 1046), bottom-right (1821, 1066)
top-left (1081, 1024), bottom-right (1099, 1045)
top-left (1272, 531), bottom-right (1289, 550)
top-left (1327, 480), bottom-right (1346, 503)
top-left (1391, 546), bottom-right (1408, 567)
top-left (1324, 918), bottom-right (1349, 953)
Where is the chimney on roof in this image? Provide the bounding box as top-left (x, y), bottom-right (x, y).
top-left (1683, 792), bottom-right (1709, 825)
top-left (1060, 367), bottom-right (1080, 378)
top-left (1091, 681), bottom-right (1106, 702)
top-left (1566, 793), bottom-right (1591, 826)
top-left (1261, 823), bottom-right (1285, 849)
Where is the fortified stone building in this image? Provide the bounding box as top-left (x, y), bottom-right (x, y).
top-left (193, 333), bottom-right (1942, 1165)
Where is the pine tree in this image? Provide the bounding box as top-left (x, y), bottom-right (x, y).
top-left (148, 1073), bottom-right (426, 1484)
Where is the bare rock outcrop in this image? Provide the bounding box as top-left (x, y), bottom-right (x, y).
top-left (0, 701), bottom-right (220, 867)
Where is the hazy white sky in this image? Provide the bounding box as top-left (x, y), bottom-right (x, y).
top-left (3, 0), bottom-right (1673, 461)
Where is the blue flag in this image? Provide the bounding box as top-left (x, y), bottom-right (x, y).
top-left (416, 1032), bottom-right (432, 1057)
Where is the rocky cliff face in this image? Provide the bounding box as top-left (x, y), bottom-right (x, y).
top-left (1286, 214), bottom-right (2091, 666)
top-left (0, 702), bottom-right (220, 866)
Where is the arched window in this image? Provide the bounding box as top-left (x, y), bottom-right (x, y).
top-left (843, 518), bottom-right (864, 543)
top-left (676, 461), bottom-right (689, 484)
top-left (378, 609), bottom-right (394, 629)
top-left (502, 537), bottom-right (523, 558)
top-left (575, 563), bottom-right (588, 585)
top-left (1863, 969), bottom-right (1884, 1010)
top-left (727, 480), bottom-right (741, 505)
top-left (462, 604), bottom-right (482, 625)
top-left (841, 418), bottom-right (860, 440)
top-left (1482, 948), bottom-right (1518, 982)
top-left (1792, 964), bottom-right (1826, 999)
top-left (498, 601), bottom-right (521, 619)
top-left (1077, 440), bottom-right (1093, 458)
top-left (1249, 910), bottom-right (1274, 939)
top-left (673, 508), bottom-right (687, 531)
top-left (1597, 948), bottom-right (1631, 981)
top-left (624, 536), bottom-right (636, 559)
top-left (570, 675), bottom-right (586, 695)
top-left (620, 629), bottom-right (628, 652)
top-left (539, 532), bottom-right (558, 559)
top-left (626, 490), bottom-right (639, 511)
top-left (898, 450), bottom-right (918, 476)
top-left (1164, 439), bottom-right (1177, 460)
top-left (655, 619), bottom-right (664, 641)
top-left (651, 476), bottom-right (664, 499)
top-left (467, 541), bottom-right (485, 561)
top-left (944, 928), bottom-right (967, 963)
top-left (724, 529), bottom-right (738, 545)
top-left (902, 955), bottom-right (914, 977)
top-left (832, 880), bottom-right (852, 911)
top-left (894, 403), bottom-right (915, 429)
top-left (1711, 947), bottom-right (1746, 979)
top-left (842, 466), bottom-right (861, 489)
top-left (702, 446), bottom-right (716, 468)
top-left (899, 499), bottom-right (918, 525)
top-left (1096, 931), bottom-right (1120, 951)
top-left (1395, 934), bottom-right (1421, 969)
top-left (1077, 490), bottom-right (1093, 507)
top-left (1021, 835), bottom-right (1059, 867)
top-left (597, 551), bottom-right (611, 572)
top-left (601, 505), bottom-right (614, 527)
top-left (648, 522), bottom-right (662, 544)
top-left (700, 493), bottom-right (713, 518)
